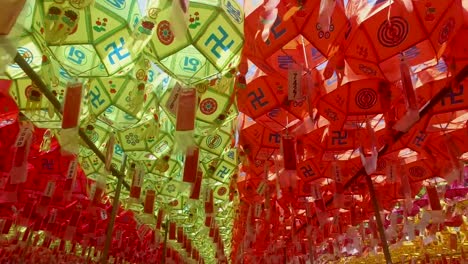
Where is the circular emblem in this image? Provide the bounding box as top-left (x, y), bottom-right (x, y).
top-left (355, 88), bottom-right (378, 110)
top-left (200, 98), bottom-right (218, 115)
top-left (439, 18), bottom-right (455, 45)
top-left (11, 47), bottom-right (34, 68)
top-left (378, 17), bottom-right (409, 48)
top-left (206, 134), bottom-right (222, 149)
top-left (157, 20), bottom-right (174, 45)
top-left (217, 186), bottom-right (227, 197)
top-left (408, 166), bottom-right (426, 179)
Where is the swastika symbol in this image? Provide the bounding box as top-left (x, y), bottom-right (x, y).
top-left (89, 86), bottom-right (105, 108)
top-left (412, 131), bottom-right (426, 147)
top-left (105, 37), bottom-right (130, 65)
top-left (248, 88), bottom-right (269, 110)
top-left (300, 165), bottom-right (315, 178)
top-left (441, 84), bottom-right (464, 106)
top-left (331, 131), bottom-right (348, 145)
top-left (204, 26), bottom-right (234, 59)
top-left (269, 133), bottom-right (280, 144)
top-left (265, 17), bottom-right (286, 45)
top-left (42, 159), bottom-right (54, 170)
top-left (216, 165), bottom-right (231, 179)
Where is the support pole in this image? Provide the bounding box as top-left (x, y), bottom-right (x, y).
top-left (102, 154), bottom-right (127, 264)
top-left (365, 174), bottom-right (392, 263)
top-left (14, 53), bottom-right (130, 190)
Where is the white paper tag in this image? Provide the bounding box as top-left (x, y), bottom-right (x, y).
top-left (66, 159), bottom-right (78, 180)
top-left (105, 134), bottom-right (115, 172)
top-left (288, 65), bottom-right (303, 101)
top-left (100, 210), bottom-right (108, 220)
top-left (332, 162), bottom-right (343, 183)
top-left (15, 126), bottom-right (32, 147)
top-left (165, 83), bottom-right (182, 115)
top-left (133, 168), bottom-right (144, 188)
top-left (44, 181), bottom-right (56, 197)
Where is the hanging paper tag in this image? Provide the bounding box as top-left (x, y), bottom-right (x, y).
top-left (166, 83), bottom-right (182, 115)
top-left (104, 134), bottom-right (115, 172)
top-left (254, 203), bottom-right (263, 218)
top-left (175, 88), bottom-right (197, 131)
top-left (49, 208), bottom-right (57, 224)
top-left (169, 222), bottom-right (176, 240)
top-left (66, 158), bottom-right (78, 180)
top-left (360, 120), bottom-right (378, 175)
top-left (288, 64), bottom-right (303, 101)
top-left (44, 181), bottom-right (56, 197)
top-left (130, 167), bottom-right (144, 199)
top-left (14, 125), bottom-right (32, 147)
top-left (281, 135), bottom-right (297, 170)
top-left (190, 170), bottom-right (203, 200)
top-left (100, 209), bottom-right (107, 220)
top-left (144, 190), bottom-right (156, 214)
top-left (427, 185), bottom-right (442, 211)
top-left (61, 82), bottom-right (83, 129)
top-left (183, 146), bottom-right (199, 183)
top-left (386, 162), bottom-right (398, 183)
top-left (311, 184), bottom-right (322, 200)
top-left (256, 180), bottom-right (268, 195)
top-left (156, 210), bottom-right (164, 229)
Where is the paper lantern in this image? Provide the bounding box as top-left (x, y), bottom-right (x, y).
top-left (34, 0), bottom-right (143, 77)
top-left (344, 0), bottom-right (464, 81)
top-left (145, 0), bottom-right (244, 84)
top-left (85, 57), bottom-right (159, 130)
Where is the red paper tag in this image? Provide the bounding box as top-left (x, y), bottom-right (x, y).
top-left (144, 190), bottom-right (156, 214)
top-left (62, 82), bottom-right (83, 129)
top-left (175, 88), bottom-right (196, 131)
top-left (183, 147), bottom-right (199, 183)
top-left (282, 135), bottom-right (297, 170)
top-left (427, 185), bottom-right (442, 211)
top-left (190, 170), bottom-right (203, 200)
top-left (169, 222), bottom-right (176, 240)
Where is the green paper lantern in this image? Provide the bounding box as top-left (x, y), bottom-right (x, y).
top-left (85, 57), bottom-right (159, 130)
top-left (34, 0), bottom-right (143, 77)
top-left (146, 0), bottom-right (244, 84)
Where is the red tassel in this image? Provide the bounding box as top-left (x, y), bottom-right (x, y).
top-left (61, 82), bottom-right (83, 129)
top-left (183, 147), bottom-right (199, 183)
top-left (143, 190), bottom-right (156, 214)
top-left (281, 135), bottom-right (297, 170)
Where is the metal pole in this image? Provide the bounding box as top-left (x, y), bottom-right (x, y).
top-left (102, 154), bottom-right (127, 263)
top-left (13, 53), bottom-right (130, 190)
top-left (365, 174), bottom-right (392, 263)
